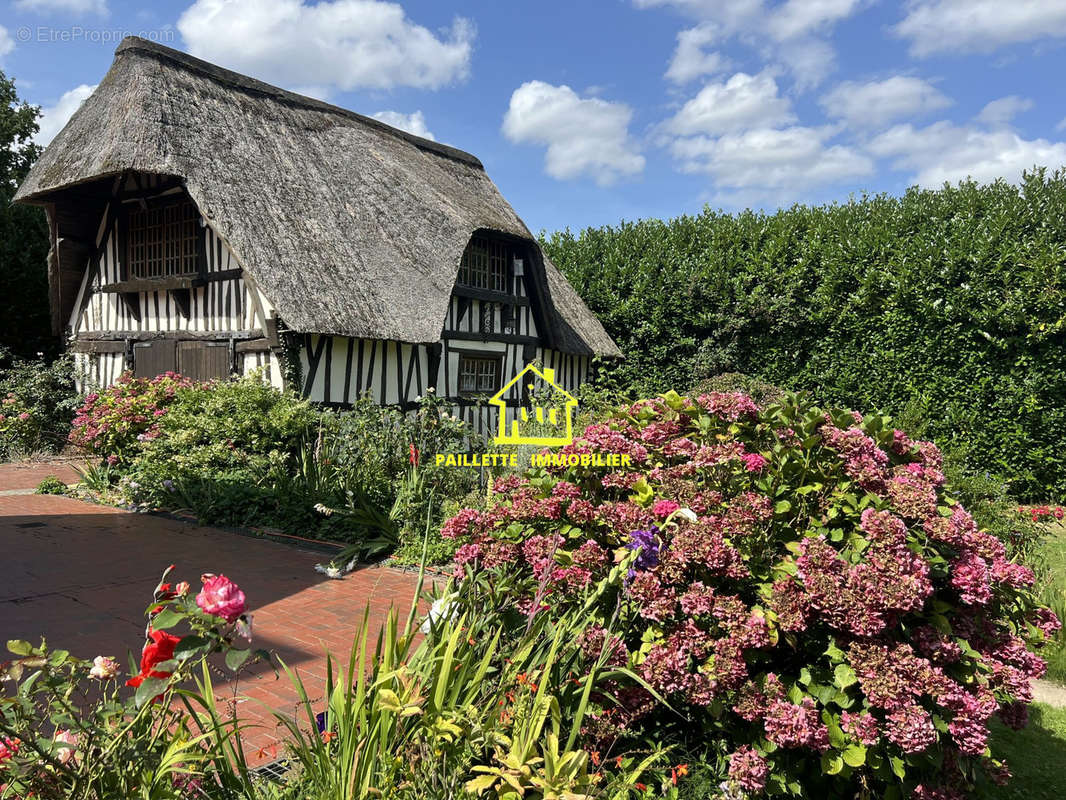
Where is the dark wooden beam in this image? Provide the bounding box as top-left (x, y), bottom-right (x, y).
top-left (96, 269), bottom-right (241, 294)
top-left (443, 331), bottom-right (539, 345)
top-left (451, 286), bottom-right (530, 305)
top-left (171, 288), bottom-right (192, 319)
top-left (74, 330), bottom-right (263, 342)
top-left (70, 340), bottom-right (127, 354)
top-left (234, 338), bottom-right (272, 353)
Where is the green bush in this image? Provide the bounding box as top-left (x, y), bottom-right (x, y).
top-left (0, 348), bottom-right (79, 459)
top-left (34, 475), bottom-right (67, 496)
top-left (122, 376), bottom-right (321, 523)
top-left (543, 170), bottom-right (1066, 501)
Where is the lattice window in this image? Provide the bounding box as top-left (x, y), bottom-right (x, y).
top-left (458, 237), bottom-right (509, 293)
top-left (458, 355), bottom-right (499, 393)
top-left (127, 200), bottom-right (200, 278)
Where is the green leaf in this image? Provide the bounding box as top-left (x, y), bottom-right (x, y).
top-left (822, 752), bottom-right (844, 775)
top-left (827, 721), bottom-right (846, 749)
top-left (890, 756), bottom-right (906, 779)
top-left (774, 500), bottom-right (792, 514)
top-left (6, 640), bottom-right (32, 656)
top-left (173, 635), bottom-right (210, 660)
top-left (843, 745), bottom-right (867, 767)
top-left (225, 648), bottom-right (251, 672)
top-left (134, 676), bottom-right (168, 708)
top-left (833, 663), bottom-right (857, 689)
top-left (150, 609), bottom-right (183, 630)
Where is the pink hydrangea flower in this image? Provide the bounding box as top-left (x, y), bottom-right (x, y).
top-left (728, 746), bottom-right (770, 792)
top-left (652, 499), bottom-right (681, 518)
top-left (196, 574), bottom-right (246, 622)
top-left (741, 452), bottom-right (768, 473)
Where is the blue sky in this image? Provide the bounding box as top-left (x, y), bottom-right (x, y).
top-left (2, 1), bottom-right (1066, 234)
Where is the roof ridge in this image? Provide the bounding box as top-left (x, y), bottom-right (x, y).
top-left (114, 36), bottom-right (484, 169)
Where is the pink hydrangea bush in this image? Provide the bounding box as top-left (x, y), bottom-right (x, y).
top-left (441, 391), bottom-right (1059, 798)
top-left (68, 371), bottom-right (193, 466)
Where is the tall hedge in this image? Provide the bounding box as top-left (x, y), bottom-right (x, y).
top-left (542, 169), bottom-right (1066, 501)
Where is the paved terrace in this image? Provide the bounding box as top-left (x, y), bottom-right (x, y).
top-left (0, 461), bottom-right (423, 764)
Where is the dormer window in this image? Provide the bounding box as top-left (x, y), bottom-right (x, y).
top-left (127, 198), bottom-right (201, 279)
top-left (459, 236), bottom-right (510, 293)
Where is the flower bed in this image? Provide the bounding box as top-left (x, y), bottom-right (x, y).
top-left (441, 390), bottom-right (1061, 798)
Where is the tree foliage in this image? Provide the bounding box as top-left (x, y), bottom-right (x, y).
top-left (543, 170), bottom-right (1066, 501)
top-left (0, 68), bottom-right (50, 357)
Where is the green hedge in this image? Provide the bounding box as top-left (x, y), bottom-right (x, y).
top-left (542, 169), bottom-right (1066, 501)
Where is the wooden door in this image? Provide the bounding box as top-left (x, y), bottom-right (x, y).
top-left (177, 341), bottom-right (231, 381)
top-left (132, 340), bottom-right (177, 378)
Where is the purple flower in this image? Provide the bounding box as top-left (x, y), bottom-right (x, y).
top-left (627, 527), bottom-right (661, 572)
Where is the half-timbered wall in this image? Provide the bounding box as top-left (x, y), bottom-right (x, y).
top-left (67, 183), bottom-right (596, 441)
top-left (69, 175), bottom-right (279, 392)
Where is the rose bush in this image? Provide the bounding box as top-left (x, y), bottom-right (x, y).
top-left (0, 567), bottom-right (264, 799)
top-left (440, 390), bottom-right (1061, 799)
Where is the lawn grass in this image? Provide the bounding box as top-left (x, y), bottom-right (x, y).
top-left (988, 703), bottom-right (1066, 799)
top-left (1033, 521), bottom-right (1066, 684)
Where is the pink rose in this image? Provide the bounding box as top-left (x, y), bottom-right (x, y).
top-left (53, 730), bottom-right (78, 764)
top-left (196, 574), bottom-right (246, 622)
top-left (17, 412), bottom-right (30, 421)
top-left (89, 655), bottom-right (120, 680)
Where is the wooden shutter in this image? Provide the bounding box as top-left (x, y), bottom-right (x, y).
top-left (177, 341), bottom-right (231, 381)
top-left (133, 340), bottom-right (178, 379)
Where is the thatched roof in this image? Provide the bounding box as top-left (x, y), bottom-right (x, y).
top-left (16, 37), bottom-right (619, 357)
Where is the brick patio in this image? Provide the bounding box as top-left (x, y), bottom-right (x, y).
top-left (0, 462), bottom-right (425, 764)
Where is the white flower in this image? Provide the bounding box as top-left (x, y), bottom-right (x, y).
top-left (314, 563), bottom-right (343, 579)
top-left (89, 655), bottom-right (120, 680)
top-left (675, 508), bottom-right (699, 523)
top-left (314, 503), bottom-right (335, 517)
top-left (420, 594), bottom-right (457, 634)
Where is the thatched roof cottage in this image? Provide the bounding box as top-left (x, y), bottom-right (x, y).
top-left (15, 37), bottom-right (619, 436)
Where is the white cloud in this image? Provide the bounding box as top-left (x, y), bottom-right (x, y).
top-left (178, 0), bottom-right (474, 92)
top-left (665, 23), bottom-right (729, 83)
top-left (0, 26), bottom-right (14, 59)
top-left (976, 95), bottom-right (1034, 126)
top-left (766, 0), bottom-right (865, 41)
top-left (371, 110), bottom-right (435, 140)
top-left (671, 125), bottom-right (873, 198)
top-left (868, 120), bottom-right (1066, 187)
top-left (14, 0), bottom-right (107, 13)
top-left (1057, 117), bottom-right (1066, 132)
top-left (33, 84), bottom-right (96, 145)
top-left (896, 0), bottom-right (1066, 57)
top-left (640, 0), bottom-right (866, 88)
top-left (502, 81), bottom-right (645, 186)
top-left (664, 71), bottom-right (794, 136)
top-left (820, 76), bottom-right (952, 129)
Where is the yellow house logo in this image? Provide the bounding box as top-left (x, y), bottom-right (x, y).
top-left (490, 364), bottom-right (577, 446)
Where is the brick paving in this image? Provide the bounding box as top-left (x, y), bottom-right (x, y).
top-left (0, 469), bottom-right (425, 765)
top-left (0, 459), bottom-right (84, 492)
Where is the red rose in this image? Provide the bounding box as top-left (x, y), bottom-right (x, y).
top-left (126, 629), bottom-right (182, 689)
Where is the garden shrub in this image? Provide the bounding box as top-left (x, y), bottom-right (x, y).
top-left (0, 348), bottom-right (79, 459)
top-left (33, 475), bottom-right (67, 496)
top-left (68, 371), bottom-right (193, 466)
top-left (543, 170), bottom-right (1066, 501)
top-left (120, 376), bottom-right (321, 523)
top-left (441, 390), bottom-right (1061, 798)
